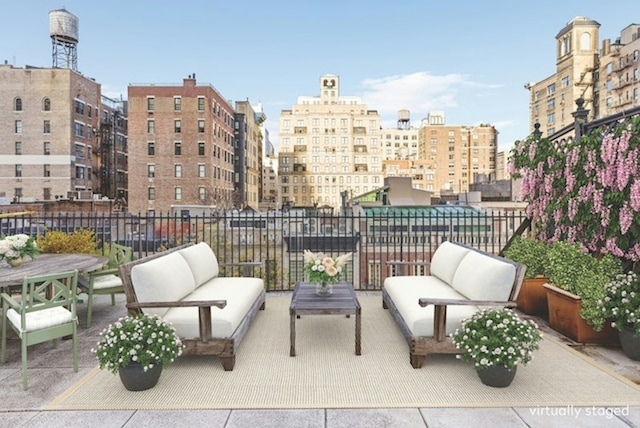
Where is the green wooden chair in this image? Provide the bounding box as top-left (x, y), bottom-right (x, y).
top-left (1, 269), bottom-right (79, 390)
top-left (78, 242), bottom-right (133, 327)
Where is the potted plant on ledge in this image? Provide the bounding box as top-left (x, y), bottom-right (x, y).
top-left (596, 272), bottom-right (640, 360)
top-left (503, 235), bottom-right (550, 315)
top-left (451, 308), bottom-right (542, 388)
top-left (544, 241), bottom-right (622, 344)
top-left (92, 314), bottom-right (184, 391)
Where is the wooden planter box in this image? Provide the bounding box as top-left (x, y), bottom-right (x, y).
top-left (543, 283), bottom-right (618, 344)
top-left (516, 277), bottom-right (549, 316)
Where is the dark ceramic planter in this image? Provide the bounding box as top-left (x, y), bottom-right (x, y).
top-left (619, 325), bottom-right (640, 361)
top-left (118, 362), bottom-right (162, 391)
top-left (476, 364), bottom-right (517, 388)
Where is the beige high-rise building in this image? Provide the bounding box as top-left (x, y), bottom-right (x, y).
top-left (233, 101), bottom-right (264, 210)
top-left (598, 24), bottom-right (640, 117)
top-left (0, 64), bottom-right (102, 203)
top-left (278, 75), bottom-right (383, 209)
top-left (127, 75), bottom-right (236, 213)
top-left (417, 112), bottom-right (497, 195)
top-left (525, 16), bottom-right (601, 137)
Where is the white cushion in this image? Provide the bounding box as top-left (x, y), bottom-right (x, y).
top-left (162, 277), bottom-right (264, 338)
top-left (384, 276), bottom-right (477, 336)
top-left (130, 252), bottom-right (196, 316)
top-left (7, 305), bottom-right (73, 334)
top-left (429, 242), bottom-right (471, 285)
top-left (91, 274), bottom-right (123, 290)
top-left (178, 242), bottom-right (219, 286)
top-left (451, 251), bottom-right (516, 301)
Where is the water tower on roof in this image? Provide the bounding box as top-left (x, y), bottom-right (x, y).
top-left (397, 109), bottom-right (410, 130)
top-left (49, 9), bottom-right (79, 71)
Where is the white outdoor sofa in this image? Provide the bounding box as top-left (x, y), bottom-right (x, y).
top-left (382, 241), bottom-right (526, 368)
top-left (119, 242), bottom-right (265, 371)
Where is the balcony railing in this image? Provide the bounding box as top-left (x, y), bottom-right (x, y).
top-left (0, 209), bottom-right (528, 292)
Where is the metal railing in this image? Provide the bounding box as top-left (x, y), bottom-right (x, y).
top-left (0, 209), bottom-right (529, 291)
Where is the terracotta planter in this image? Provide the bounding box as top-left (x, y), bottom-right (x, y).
top-left (516, 277), bottom-right (549, 316)
top-left (543, 283), bottom-right (618, 344)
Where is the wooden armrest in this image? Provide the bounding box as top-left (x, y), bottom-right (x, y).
top-left (418, 298), bottom-right (517, 308)
top-left (126, 299), bottom-right (227, 310)
top-left (89, 267), bottom-right (120, 277)
top-left (126, 299), bottom-right (227, 343)
top-left (0, 292), bottom-right (20, 309)
top-left (418, 298), bottom-right (517, 342)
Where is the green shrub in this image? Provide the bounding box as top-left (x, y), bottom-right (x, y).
top-left (37, 229), bottom-right (100, 254)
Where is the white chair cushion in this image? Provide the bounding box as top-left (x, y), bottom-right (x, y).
top-left (91, 274), bottom-right (123, 290)
top-left (163, 277), bottom-right (264, 339)
top-left (178, 242), bottom-right (219, 286)
top-left (429, 242), bottom-right (471, 285)
top-left (7, 305), bottom-right (73, 334)
top-left (451, 251), bottom-right (516, 301)
top-left (130, 252), bottom-right (196, 316)
top-left (384, 276), bottom-right (477, 336)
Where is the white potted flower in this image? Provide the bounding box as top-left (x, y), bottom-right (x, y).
top-left (92, 314), bottom-right (184, 391)
top-left (0, 234), bottom-right (40, 267)
top-left (303, 250), bottom-right (352, 296)
top-left (451, 308), bottom-right (542, 387)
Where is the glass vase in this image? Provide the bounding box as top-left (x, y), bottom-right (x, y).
top-left (315, 281), bottom-right (333, 297)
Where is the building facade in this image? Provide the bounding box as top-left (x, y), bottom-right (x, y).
top-left (0, 64), bottom-right (102, 203)
top-left (127, 75), bottom-right (236, 213)
top-left (233, 101), bottom-right (264, 210)
top-left (417, 112), bottom-right (498, 195)
top-left (98, 95), bottom-right (128, 206)
top-left (598, 24), bottom-right (640, 117)
top-left (526, 17), bottom-right (640, 137)
top-left (278, 74), bottom-right (383, 209)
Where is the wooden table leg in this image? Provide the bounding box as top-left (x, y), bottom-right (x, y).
top-left (289, 308), bottom-right (296, 356)
top-left (355, 307), bottom-right (361, 355)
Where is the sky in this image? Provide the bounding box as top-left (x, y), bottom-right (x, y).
top-left (1, 1), bottom-right (637, 153)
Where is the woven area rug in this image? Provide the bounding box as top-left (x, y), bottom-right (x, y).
top-left (48, 295), bottom-right (640, 410)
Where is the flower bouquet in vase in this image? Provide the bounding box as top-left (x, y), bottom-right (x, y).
top-left (303, 250), bottom-right (352, 296)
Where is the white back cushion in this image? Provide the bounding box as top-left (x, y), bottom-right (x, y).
top-left (130, 252), bottom-right (196, 316)
top-left (429, 242), bottom-right (471, 285)
top-left (451, 251), bottom-right (516, 301)
top-left (178, 242), bottom-right (219, 286)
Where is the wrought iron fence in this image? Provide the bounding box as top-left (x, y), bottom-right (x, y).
top-left (0, 209), bottom-right (528, 291)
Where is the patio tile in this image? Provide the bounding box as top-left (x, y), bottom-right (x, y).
top-left (327, 408), bottom-right (427, 427)
top-left (226, 409), bottom-right (324, 428)
top-left (420, 407), bottom-right (526, 427)
top-left (124, 410), bottom-right (231, 427)
top-left (514, 406), bottom-right (637, 427)
top-left (17, 410), bottom-right (134, 428)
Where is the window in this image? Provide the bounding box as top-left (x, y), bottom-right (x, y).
top-left (199, 187), bottom-right (206, 200)
top-left (606, 63), bottom-right (613, 73)
top-left (14, 98), bottom-right (22, 111)
top-left (15, 142), bottom-right (21, 155)
top-left (174, 119), bottom-right (181, 133)
top-left (174, 97), bottom-right (182, 111)
top-left (74, 144), bottom-right (84, 158)
top-left (43, 188), bottom-right (51, 200)
top-left (546, 83), bottom-right (556, 95)
top-left (43, 98), bottom-right (50, 111)
top-left (75, 166), bottom-right (84, 179)
top-left (44, 164), bottom-right (50, 177)
top-left (148, 164), bottom-right (155, 178)
top-left (44, 142), bottom-right (51, 155)
top-left (175, 164), bottom-right (182, 178)
top-left (547, 112), bottom-right (556, 124)
top-left (197, 97), bottom-right (205, 111)
top-left (147, 97), bottom-right (155, 111)
top-left (148, 142), bottom-right (155, 155)
top-left (147, 119), bottom-right (155, 133)
top-left (148, 187), bottom-right (155, 200)
top-left (174, 142), bottom-right (182, 155)
top-left (547, 98), bottom-right (555, 109)
top-left (198, 119), bottom-right (205, 133)
top-left (198, 142), bottom-right (205, 155)
top-left (74, 122), bottom-right (83, 137)
top-left (198, 164), bottom-right (205, 178)
top-left (44, 120), bottom-right (51, 134)
top-left (175, 187), bottom-right (182, 200)
top-left (15, 164), bottom-right (22, 177)
top-left (561, 76), bottom-right (570, 87)
top-left (75, 100), bottom-right (85, 115)
top-left (15, 120), bottom-right (22, 133)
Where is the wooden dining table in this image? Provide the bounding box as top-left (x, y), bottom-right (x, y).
top-left (0, 253), bottom-right (108, 291)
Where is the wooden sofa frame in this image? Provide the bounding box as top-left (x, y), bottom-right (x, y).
top-left (382, 243), bottom-right (526, 369)
top-left (119, 243), bottom-right (265, 371)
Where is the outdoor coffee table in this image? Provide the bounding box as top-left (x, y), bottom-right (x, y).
top-left (289, 281), bottom-right (361, 357)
